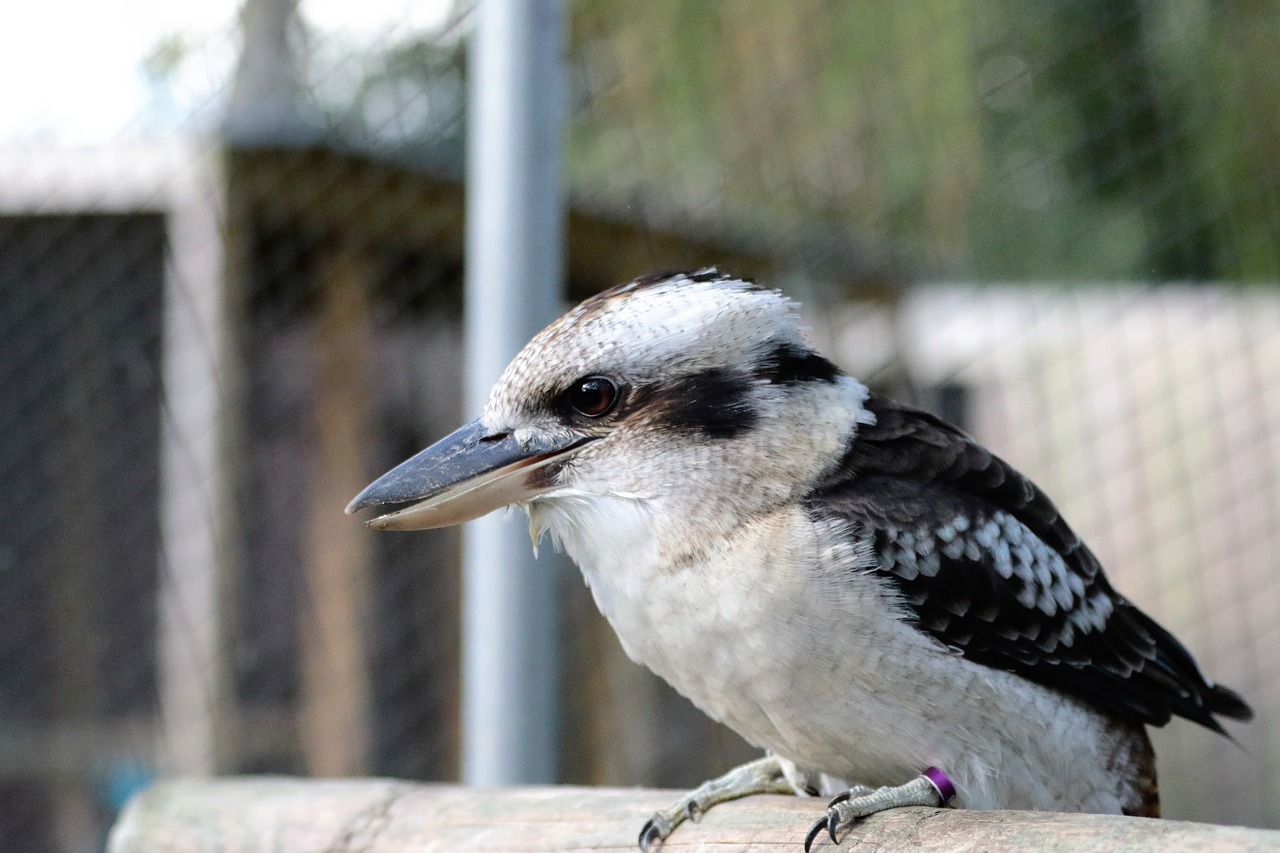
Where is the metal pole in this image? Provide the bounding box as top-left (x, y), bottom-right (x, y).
top-left (157, 144), bottom-right (233, 776)
top-left (461, 0), bottom-right (564, 784)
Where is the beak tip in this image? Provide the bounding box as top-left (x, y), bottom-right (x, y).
top-left (346, 486), bottom-right (378, 516)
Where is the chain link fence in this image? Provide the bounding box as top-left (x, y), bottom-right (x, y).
top-left (2, 2), bottom-right (1278, 850)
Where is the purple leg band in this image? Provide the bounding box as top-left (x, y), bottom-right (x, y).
top-left (922, 766), bottom-right (956, 805)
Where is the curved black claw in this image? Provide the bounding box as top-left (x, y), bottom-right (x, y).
top-left (804, 791), bottom-right (852, 852)
top-left (830, 809), bottom-right (845, 845)
top-left (803, 815), bottom-right (826, 853)
top-left (638, 818), bottom-right (662, 853)
top-left (684, 799), bottom-right (702, 823)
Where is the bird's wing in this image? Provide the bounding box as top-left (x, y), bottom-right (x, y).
top-left (805, 393), bottom-right (1251, 731)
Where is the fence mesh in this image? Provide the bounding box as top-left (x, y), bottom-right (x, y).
top-left (2, 2), bottom-right (1279, 850)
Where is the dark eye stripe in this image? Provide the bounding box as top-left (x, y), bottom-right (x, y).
top-left (630, 368), bottom-right (758, 439)
top-left (755, 342), bottom-right (841, 385)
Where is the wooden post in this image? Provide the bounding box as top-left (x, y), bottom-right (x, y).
top-left (299, 241), bottom-right (376, 776)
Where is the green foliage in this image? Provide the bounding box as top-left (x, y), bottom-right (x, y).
top-left (566, 0), bottom-right (1280, 283)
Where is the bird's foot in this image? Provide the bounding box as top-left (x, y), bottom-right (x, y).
top-left (803, 767), bottom-right (956, 852)
top-left (638, 754), bottom-right (798, 851)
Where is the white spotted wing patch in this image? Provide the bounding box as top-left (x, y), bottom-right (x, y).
top-left (806, 392), bottom-right (1246, 730)
top-left (876, 509), bottom-right (1114, 645)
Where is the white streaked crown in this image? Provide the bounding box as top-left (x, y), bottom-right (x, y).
top-left (483, 270), bottom-right (809, 430)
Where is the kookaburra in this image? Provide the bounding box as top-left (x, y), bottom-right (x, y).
top-left (348, 269), bottom-right (1251, 850)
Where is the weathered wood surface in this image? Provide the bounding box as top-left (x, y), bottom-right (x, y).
top-left (109, 778), bottom-right (1280, 852)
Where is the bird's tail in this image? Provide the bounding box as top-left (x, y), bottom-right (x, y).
top-left (1207, 682), bottom-right (1253, 723)
top-left (1129, 605), bottom-right (1252, 733)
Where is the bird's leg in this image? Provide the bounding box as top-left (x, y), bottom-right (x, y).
top-left (638, 754), bottom-right (800, 851)
top-left (803, 767), bottom-right (956, 852)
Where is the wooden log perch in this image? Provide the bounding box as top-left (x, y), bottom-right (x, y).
top-left (109, 778), bottom-right (1279, 852)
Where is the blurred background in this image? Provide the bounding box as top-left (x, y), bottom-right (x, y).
top-left (2, 1), bottom-right (1279, 849)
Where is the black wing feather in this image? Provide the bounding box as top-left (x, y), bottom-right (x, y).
top-left (806, 394), bottom-right (1252, 732)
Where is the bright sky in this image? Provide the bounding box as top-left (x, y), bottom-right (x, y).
top-left (0, 0), bottom-right (455, 144)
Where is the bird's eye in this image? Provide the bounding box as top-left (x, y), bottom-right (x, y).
top-left (567, 376), bottom-right (619, 418)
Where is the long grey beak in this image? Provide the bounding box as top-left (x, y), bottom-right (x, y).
top-left (346, 418), bottom-right (593, 531)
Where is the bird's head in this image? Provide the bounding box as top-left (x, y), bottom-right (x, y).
top-left (347, 269), bottom-right (873, 563)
